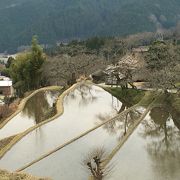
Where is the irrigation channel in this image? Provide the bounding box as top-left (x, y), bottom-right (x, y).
top-left (0, 82), bottom-right (179, 180)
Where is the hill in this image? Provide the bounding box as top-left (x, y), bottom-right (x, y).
top-left (0, 0), bottom-right (180, 52)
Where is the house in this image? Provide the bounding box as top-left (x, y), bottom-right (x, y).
top-left (0, 76), bottom-right (13, 96)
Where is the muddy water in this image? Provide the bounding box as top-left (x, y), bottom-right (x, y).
top-left (108, 105), bottom-right (180, 180)
top-left (0, 84), bottom-right (122, 170)
top-left (25, 106), bottom-right (145, 180)
top-left (0, 91), bottom-right (59, 140)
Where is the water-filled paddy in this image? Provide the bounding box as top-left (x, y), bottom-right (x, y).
top-left (0, 90), bottom-right (59, 140)
top-left (1, 83), bottom-right (179, 180)
top-left (25, 106), bottom-right (144, 180)
top-left (108, 104), bottom-right (180, 180)
top-left (0, 84), bottom-right (121, 170)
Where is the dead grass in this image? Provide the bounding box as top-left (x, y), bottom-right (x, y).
top-left (0, 99), bottom-right (20, 124)
top-left (0, 135), bottom-right (16, 151)
top-left (0, 169), bottom-right (51, 180)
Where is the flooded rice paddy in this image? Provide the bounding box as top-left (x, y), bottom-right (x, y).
top-left (0, 83), bottom-right (179, 180)
top-left (108, 102), bottom-right (180, 180)
top-left (0, 84), bottom-right (121, 170)
top-left (0, 90), bottom-right (60, 140)
top-left (25, 106), bottom-right (145, 180)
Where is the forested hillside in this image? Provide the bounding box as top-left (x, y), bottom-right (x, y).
top-left (0, 0), bottom-right (180, 52)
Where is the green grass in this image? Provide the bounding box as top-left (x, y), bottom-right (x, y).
top-left (104, 87), bottom-right (180, 110)
top-left (104, 87), bottom-right (145, 106)
top-left (138, 91), bottom-right (157, 107)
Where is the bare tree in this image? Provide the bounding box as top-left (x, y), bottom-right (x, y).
top-left (42, 54), bottom-right (108, 86)
top-left (82, 148), bottom-right (112, 180)
top-left (145, 41), bottom-right (180, 92)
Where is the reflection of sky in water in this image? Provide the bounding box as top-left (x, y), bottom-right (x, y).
top-left (25, 106), bottom-right (144, 180)
top-left (26, 95), bottom-right (180, 180)
top-left (64, 84), bottom-right (121, 110)
top-left (0, 90), bottom-right (59, 140)
top-left (99, 106), bottom-right (145, 140)
top-left (108, 106), bottom-right (180, 180)
top-left (45, 91), bottom-right (59, 107)
top-left (0, 84), bottom-right (122, 171)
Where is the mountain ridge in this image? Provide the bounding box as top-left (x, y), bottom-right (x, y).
top-left (0, 0), bottom-right (180, 52)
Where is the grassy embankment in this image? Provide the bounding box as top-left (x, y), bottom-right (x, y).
top-left (103, 87), bottom-right (146, 105)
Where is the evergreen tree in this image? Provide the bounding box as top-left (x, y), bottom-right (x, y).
top-left (9, 36), bottom-right (45, 96)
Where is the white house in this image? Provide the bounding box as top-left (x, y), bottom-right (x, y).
top-left (0, 76), bottom-right (13, 96)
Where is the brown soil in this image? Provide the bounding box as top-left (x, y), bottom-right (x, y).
top-left (0, 169), bottom-right (51, 180)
